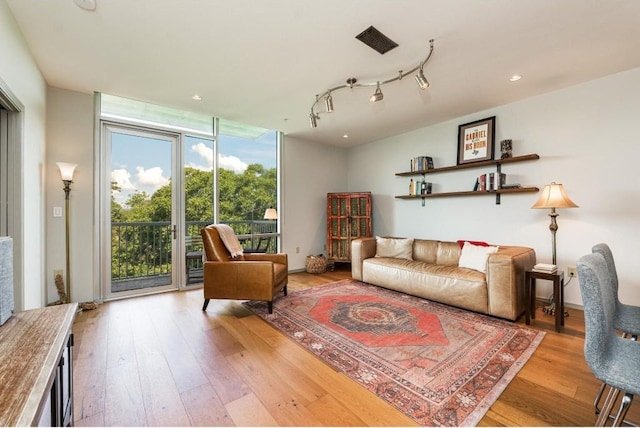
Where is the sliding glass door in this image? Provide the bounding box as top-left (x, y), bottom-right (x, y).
top-left (104, 123), bottom-right (179, 298)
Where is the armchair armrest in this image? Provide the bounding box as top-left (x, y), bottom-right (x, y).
top-left (243, 253), bottom-right (288, 266)
top-left (351, 237), bottom-right (377, 281)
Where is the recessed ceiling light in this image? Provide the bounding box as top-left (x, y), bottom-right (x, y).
top-left (509, 74), bottom-right (523, 82)
top-left (192, 94), bottom-right (202, 101)
top-left (343, 134), bottom-right (349, 139)
top-left (73, 0), bottom-right (96, 11)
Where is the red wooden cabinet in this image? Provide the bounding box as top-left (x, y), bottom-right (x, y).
top-left (327, 192), bottom-right (372, 262)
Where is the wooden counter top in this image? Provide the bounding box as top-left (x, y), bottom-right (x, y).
top-left (0, 303), bottom-right (77, 426)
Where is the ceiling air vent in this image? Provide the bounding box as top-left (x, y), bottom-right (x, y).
top-left (355, 26), bottom-right (398, 55)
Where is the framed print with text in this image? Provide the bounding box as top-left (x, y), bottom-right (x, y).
top-left (457, 116), bottom-right (495, 165)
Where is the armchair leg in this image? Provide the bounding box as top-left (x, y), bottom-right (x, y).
top-left (202, 299), bottom-right (210, 311)
top-left (268, 301), bottom-right (273, 314)
top-left (283, 285), bottom-right (288, 296)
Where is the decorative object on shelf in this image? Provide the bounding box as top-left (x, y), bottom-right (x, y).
top-left (57, 162), bottom-right (77, 304)
top-left (531, 182), bottom-right (579, 265)
top-left (500, 139), bottom-right (513, 159)
top-left (308, 39), bottom-right (435, 128)
top-left (457, 116), bottom-right (496, 165)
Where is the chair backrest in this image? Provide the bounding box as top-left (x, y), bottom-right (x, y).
top-left (201, 225), bottom-right (244, 262)
top-left (576, 252), bottom-right (618, 378)
top-left (591, 243), bottom-right (619, 292)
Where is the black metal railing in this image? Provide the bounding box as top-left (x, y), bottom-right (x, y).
top-left (111, 220), bottom-right (278, 292)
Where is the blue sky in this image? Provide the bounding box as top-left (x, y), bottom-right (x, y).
top-left (111, 130), bottom-right (277, 205)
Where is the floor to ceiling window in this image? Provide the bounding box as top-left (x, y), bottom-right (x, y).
top-left (99, 94), bottom-right (280, 300)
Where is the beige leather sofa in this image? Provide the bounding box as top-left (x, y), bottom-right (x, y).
top-left (351, 237), bottom-right (536, 320)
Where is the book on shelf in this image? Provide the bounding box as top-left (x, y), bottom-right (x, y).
top-left (421, 182), bottom-right (432, 195)
top-left (488, 172), bottom-right (507, 190)
top-left (478, 174), bottom-right (487, 191)
top-left (410, 156), bottom-right (434, 172)
top-left (501, 183), bottom-right (521, 189)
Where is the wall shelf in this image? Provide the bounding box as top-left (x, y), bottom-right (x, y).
top-left (395, 153), bottom-right (540, 205)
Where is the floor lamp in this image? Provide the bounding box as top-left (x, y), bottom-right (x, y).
top-left (531, 182), bottom-right (578, 315)
top-left (57, 162), bottom-right (77, 304)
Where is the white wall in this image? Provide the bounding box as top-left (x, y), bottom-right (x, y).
top-left (45, 87), bottom-right (94, 304)
top-left (282, 135), bottom-right (348, 270)
top-left (0, 2), bottom-right (47, 309)
top-left (347, 67), bottom-right (640, 308)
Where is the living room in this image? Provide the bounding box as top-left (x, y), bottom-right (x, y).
top-left (1, 0), bottom-right (638, 312)
top-left (1, 0), bottom-right (640, 425)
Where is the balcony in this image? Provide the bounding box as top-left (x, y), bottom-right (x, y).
top-left (111, 220), bottom-right (278, 293)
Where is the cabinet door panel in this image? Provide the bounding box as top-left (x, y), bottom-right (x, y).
top-left (327, 192), bottom-right (372, 261)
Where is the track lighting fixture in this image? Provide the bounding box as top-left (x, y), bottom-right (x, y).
top-left (325, 92), bottom-right (334, 113)
top-left (369, 83), bottom-right (384, 102)
top-left (415, 67), bottom-right (430, 90)
top-left (309, 39), bottom-right (434, 128)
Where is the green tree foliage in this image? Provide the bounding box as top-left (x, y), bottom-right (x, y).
top-left (111, 165), bottom-right (276, 279)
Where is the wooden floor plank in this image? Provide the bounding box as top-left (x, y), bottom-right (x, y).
top-left (103, 361), bottom-right (146, 427)
top-left (71, 266), bottom-right (640, 426)
top-left (129, 305), bottom-right (192, 427)
top-left (180, 383), bottom-right (234, 427)
top-left (225, 392), bottom-right (278, 427)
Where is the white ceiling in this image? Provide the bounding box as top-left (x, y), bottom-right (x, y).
top-left (6, 0), bottom-right (640, 147)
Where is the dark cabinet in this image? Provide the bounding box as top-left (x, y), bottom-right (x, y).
top-left (327, 192), bottom-right (372, 262)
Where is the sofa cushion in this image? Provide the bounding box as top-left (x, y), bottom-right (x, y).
top-left (375, 237), bottom-right (414, 260)
top-left (458, 241), bottom-right (499, 273)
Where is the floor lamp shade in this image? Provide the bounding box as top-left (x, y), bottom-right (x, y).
top-left (531, 182), bottom-right (578, 265)
top-left (57, 162), bottom-right (77, 182)
top-left (263, 207), bottom-right (277, 220)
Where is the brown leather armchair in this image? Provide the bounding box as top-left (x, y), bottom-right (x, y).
top-left (200, 225), bottom-right (288, 313)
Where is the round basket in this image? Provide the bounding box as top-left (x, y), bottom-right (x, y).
top-left (305, 254), bottom-right (327, 274)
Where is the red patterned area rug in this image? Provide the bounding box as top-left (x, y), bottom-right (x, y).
top-left (244, 279), bottom-right (545, 427)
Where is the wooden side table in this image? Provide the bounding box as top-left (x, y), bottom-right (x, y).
top-left (525, 270), bottom-right (565, 332)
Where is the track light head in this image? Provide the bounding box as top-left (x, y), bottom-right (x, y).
top-left (309, 112), bottom-right (318, 128)
top-left (415, 68), bottom-right (430, 90)
top-left (325, 93), bottom-right (334, 113)
top-left (369, 83), bottom-right (384, 102)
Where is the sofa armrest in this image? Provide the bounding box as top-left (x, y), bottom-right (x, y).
top-left (351, 237), bottom-right (377, 280)
top-left (485, 246), bottom-right (536, 320)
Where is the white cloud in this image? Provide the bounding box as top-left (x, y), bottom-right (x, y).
top-left (111, 168), bottom-right (135, 190)
top-left (191, 143), bottom-right (213, 170)
top-left (136, 166), bottom-right (169, 189)
top-left (219, 154), bottom-right (248, 173)
top-left (190, 142), bottom-right (248, 173)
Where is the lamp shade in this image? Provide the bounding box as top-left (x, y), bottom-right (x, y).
top-left (57, 162), bottom-right (77, 181)
top-left (263, 207), bottom-right (277, 220)
top-left (531, 182), bottom-right (578, 209)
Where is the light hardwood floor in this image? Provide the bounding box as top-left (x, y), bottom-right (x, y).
top-left (72, 266), bottom-right (640, 426)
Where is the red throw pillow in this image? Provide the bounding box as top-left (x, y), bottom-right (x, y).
top-left (457, 240), bottom-right (490, 249)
